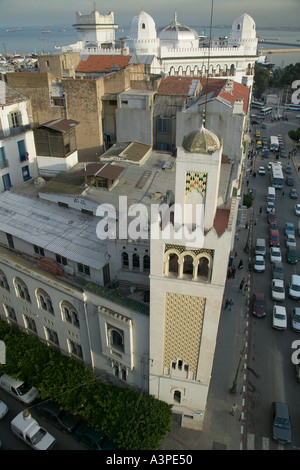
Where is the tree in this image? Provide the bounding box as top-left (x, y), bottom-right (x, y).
top-left (253, 65), bottom-right (271, 99)
top-left (0, 319), bottom-right (172, 450)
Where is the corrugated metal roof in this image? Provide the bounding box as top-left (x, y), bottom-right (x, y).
top-left (0, 192), bottom-right (107, 270)
top-left (36, 119), bottom-right (79, 133)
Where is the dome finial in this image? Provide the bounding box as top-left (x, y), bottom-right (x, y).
top-left (174, 11), bottom-right (178, 23)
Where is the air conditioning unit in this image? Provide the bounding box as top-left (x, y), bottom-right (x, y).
top-left (64, 265), bottom-right (74, 275)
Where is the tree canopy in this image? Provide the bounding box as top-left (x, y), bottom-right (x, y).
top-left (0, 320), bottom-right (173, 450)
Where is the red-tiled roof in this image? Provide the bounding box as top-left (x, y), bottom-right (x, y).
top-left (200, 78), bottom-right (250, 113)
top-left (158, 76), bottom-right (201, 96)
top-left (213, 209), bottom-right (230, 236)
top-left (76, 55), bottom-right (132, 73)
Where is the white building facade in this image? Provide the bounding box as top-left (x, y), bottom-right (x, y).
top-left (62, 8), bottom-right (258, 89)
top-left (0, 82), bottom-right (38, 192)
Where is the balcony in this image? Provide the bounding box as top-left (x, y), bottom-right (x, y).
top-left (20, 152), bottom-right (29, 163)
top-left (0, 124), bottom-right (33, 140)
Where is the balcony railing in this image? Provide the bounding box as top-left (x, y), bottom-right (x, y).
top-left (0, 124), bottom-right (33, 140)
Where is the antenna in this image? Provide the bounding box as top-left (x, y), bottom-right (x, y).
top-left (204, 0), bottom-right (214, 126)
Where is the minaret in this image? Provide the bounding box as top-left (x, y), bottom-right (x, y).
top-left (149, 126), bottom-right (227, 430)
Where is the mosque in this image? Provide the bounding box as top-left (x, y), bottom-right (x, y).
top-left (62, 7), bottom-right (259, 88)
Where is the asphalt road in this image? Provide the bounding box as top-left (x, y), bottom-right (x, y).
top-left (246, 110), bottom-right (300, 450)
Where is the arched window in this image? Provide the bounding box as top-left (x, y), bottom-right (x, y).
top-left (109, 328), bottom-right (124, 352)
top-left (14, 277), bottom-right (31, 303)
top-left (0, 270), bottom-right (9, 291)
top-left (121, 252), bottom-right (129, 268)
top-left (237, 24), bottom-right (241, 30)
top-left (198, 257), bottom-right (209, 278)
top-left (36, 289), bottom-right (54, 314)
top-left (174, 390), bottom-right (181, 403)
top-left (169, 253), bottom-right (179, 274)
top-left (61, 302), bottom-right (80, 328)
top-left (143, 255), bottom-right (150, 272)
top-left (132, 253), bottom-right (140, 270)
top-left (183, 255), bottom-right (193, 275)
top-left (142, 23), bottom-right (146, 29)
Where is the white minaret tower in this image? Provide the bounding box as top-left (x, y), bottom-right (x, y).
top-left (149, 126), bottom-right (230, 431)
top-left (73, 3), bottom-right (118, 46)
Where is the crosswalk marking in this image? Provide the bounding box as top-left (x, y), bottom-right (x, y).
top-left (246, 433), bottom-right (285, 450)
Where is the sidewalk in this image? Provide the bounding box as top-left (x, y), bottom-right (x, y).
top-left (159, 218), bottom-right (253, 451)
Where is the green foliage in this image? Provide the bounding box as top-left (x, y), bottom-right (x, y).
top-left (288, 127), bottom-right (300, 142)
top-left (243, 194), bottom-right (253, 208)
top-left (253, 65), bottom-right (271, 98)
top-left (270, 63), bottom-right (300, 88)
top-left (0, 319), bottom-right (172, 450)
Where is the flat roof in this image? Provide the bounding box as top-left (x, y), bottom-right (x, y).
top-left (0, 192), bottom-right (108, 270)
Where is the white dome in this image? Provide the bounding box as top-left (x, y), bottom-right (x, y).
top-left (230, 13), bottom-right (256, 40)
top-left (158, 13), bottom-right (198, 42)
top-left (129, 10), bottom-right (157, 40)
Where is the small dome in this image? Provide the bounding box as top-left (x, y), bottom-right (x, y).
top-left (129, 10), bottom-right (157, 40)
top-left (230, 13), bottom-right (256, 40)
top-left (182, 126), bottom-right (220, 154)
top-left (158, 12), bottom-right (198, 41)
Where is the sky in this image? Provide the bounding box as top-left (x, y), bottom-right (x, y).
top-left (0, 0), bottom-right (298, 29)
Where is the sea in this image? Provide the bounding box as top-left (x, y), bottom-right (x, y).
top-left (0, 24), bottom-right (299, 68)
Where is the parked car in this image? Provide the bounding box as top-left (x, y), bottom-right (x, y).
top-left (268, 212), bottom-right (277, 224)
top-left (285, 222), bottom-right (295, 235)
top-left (287, 246), bottom-right (298, 264)
top-left (74, 422), bottom-right (119, 450)
top-left (0, 373), bottom-right (39, 405)
top-left (280, 149), bottom-right (287, 158)
top-left (258, 166), bottom-right (265, 175)
top-left (272, 402), bottom-right (291, 444)
top-left (295, 204), bottom-right (300, 216)
top-left (291, 307), bottom-right (300, 332)
top-left (252, 293), bottom-right (266, 317)
top-left (272, 262), bottom-right (284, 280)
top-left (269, 229), bottom-right (280, 247)
top-left (272, 305), bottom-right (287, 330)
top-left (270, 247), bottom-right (282, 263)
top-left (271, 279), bottom-right (285, 301)
top-left (0, 399), bottom-right (8, 420)
top-left (289, 274), bottom-right (300, 299)
top-left (36, 400), bottom-right (80, 434)
top-left (267, 202), bottom-right (275, 213)
top-left (290, 188), bottom-right (298, 199)
top-left (254, 255), bottom-right (265, 272)
top-left (285, 166), bottom-right (292, 174)
top-left (286, 233), bottom-right (296, 248)
top-left (261, 123), bottom-right (267, 129)
top-left (286, 176), bottom-right (294, 186)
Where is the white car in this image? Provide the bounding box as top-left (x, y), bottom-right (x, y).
top-left (0, 399), bottom-right (8, 420)
top-left (254, 255), bottom-right (265, 272)
top-left (286, 233), bottom-right (296, 248)
top-left (258, 166), bottom-right (265, 175)
top-left (291, 307), bottom-right (300, 332)
top-left (272, 305), bottom-right (287, 330)
top-left (270, 247), bottom-right (282, 263)
top-left (271, 279), bottom-right (285, 301)
top-left (267, 202), bottom-right (275, 213)
top-left (295, 204), bottom-right (300, 216)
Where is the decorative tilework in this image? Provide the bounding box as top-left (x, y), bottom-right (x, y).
top-left (185, 172), bottom-right (207, 196)
top-left (164, 244), bottom-right (214, 259)
top-left (163, 292), bottom-right (205, 376)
